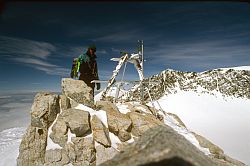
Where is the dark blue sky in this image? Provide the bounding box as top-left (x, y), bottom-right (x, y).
top-left (0, 2), bottom-right (250, 93)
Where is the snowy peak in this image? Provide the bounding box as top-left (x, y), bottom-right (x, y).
top-left (219, 66), bottom-right (250, 71)
top-left (125, 67), bottom-right (250, 101)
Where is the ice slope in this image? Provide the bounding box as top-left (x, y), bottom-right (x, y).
top-left (153, 90), bottom-right (250, 165)
top-left (219, 66), bottom-right (250, 71)
top-left (0, 127), bottom-right (26, 166)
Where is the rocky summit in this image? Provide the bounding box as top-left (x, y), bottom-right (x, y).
top-left (123, 68), bottom-right (250, 102)
top-left (17, 77), bottom-right (246, 166)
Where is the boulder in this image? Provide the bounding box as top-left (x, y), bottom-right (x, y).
top-left (212, 154), bottom-right (246, 166)
top-left (72, 137), bottom-right (96, 165)
top-left (126, 102), bottom-right (154, 114)
top-left (64, 143), bottom-right (77, 163)
top-left (17, 126), bottom-right (47, 166)
top-left (193, 133), bottom-right (246, 166)
top-left (167, 113), bottom-right (187, 128)
top-left (193, 132), bottom-right (224, 158)
top-left (60, 94), bottom-right (71, 111)
top-left (101, 125), bottom-right (217, 166)
top-left (95, 145), bottom-right (119, 165)
top-left (96, 101), bottom-right (132, 142)
top-left (49, 115), bottom-right (68, 147)
top-left (96, 100), bottom-right (120, 112)
top-left (128, 112), bottom-right (164, 137)
top-left (62, 78), bottom-right (94, 107)
top-left (91, 115), bottom-right (111, 147)
top-left (31, 92), bottom-right (60, 129)
top-left (62, 108), bottom-right (91, 137)
top-left (44, 149), bottom-right (70, 166)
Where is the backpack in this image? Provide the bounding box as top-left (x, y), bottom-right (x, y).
top-left (70, 58), bottom-right (80, 79)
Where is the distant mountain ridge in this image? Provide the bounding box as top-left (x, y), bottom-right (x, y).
top-left (124, 66), bottom-right (250, 101)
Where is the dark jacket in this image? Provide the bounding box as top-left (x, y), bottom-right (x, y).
top-left (78, 51), bottom-right (99, 89)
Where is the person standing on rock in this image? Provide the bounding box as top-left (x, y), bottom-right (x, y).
top-left (77, 45), bottom-right (100, 95)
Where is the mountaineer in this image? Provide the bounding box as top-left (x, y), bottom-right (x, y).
top-left (71, 45), bottom-right (100, 95)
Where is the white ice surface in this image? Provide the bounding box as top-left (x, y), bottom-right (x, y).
top-left (219, 66), bottom-right (250, 71)
top-left (154, 90), bottom-right (250, 165)
top-left (0, 127), bottom-right (26, 166)
top-left (109, 132), bottom-right (122, 150)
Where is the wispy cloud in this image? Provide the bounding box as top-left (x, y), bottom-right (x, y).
top-left (12, 57), bottom-right (57, 67)
top-left (145, 38), bottom-right (250, 70)
top-left (34, 66), bottom-right (70, 76)
top-left (0, 35), bottom-right (69, 76)
top-left (0, 36), bottom-right (56, 59)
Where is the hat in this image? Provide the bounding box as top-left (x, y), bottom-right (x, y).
top-left (88, 45), bottom-right (96, 52)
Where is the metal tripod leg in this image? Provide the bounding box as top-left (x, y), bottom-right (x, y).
top-left (101, 54), bottom-right (128, 100)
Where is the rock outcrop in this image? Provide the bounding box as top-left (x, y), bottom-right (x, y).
top-left (124, 68), bottom-right (250, 101)
top-left (17, 126), bottom-right (48, 166)
top-left (193, 133), bottom-right (245, 166)
top-left (91, 115), bottom-right (111, 147)
top-left (128, 112), bottom-right (164, 137)
top-left (49, 115), bottom-right (68, 147)
top-left (62, 108), bottom-right (91, 137)
top-left (30, 92), bottom-right (60, 129)
top-left (101, 125), bottom-right (217, 166)
top-left (96, 101), bottom-right (132, 142)
top-left (17, 77), bottom-right (246, 166)
top-left (62, 78), bottom-right (94, 107)
top-left (18, 92), bottom-right (60, 166)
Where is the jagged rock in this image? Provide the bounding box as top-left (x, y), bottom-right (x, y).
top-left (49, 116), bottom-right (68, 147)
top-left (193, 133), bottom-right (246, 166)
top-left (91, 115), bottom-right (111, 147)
top-left (31, 92), bottom-right (60, 129)
top-left (64, 143), bottom-right (76, 163)
top-left (45, 149), bottom-right (61, 163)
top-left (167, 113), bottom-right (187, 128)
top-left (95, 145), bottom-right (119, 165)
top-left (96, 101), bottom-right (132, 142)
top-left (213, 154), bottom-right (246, 166)
top-left (101, 125), bottom-right (217, 166)
top-left (128, 112), bottom-right (164, 137)
top-left (193, 132), bottom-right (224, 158)
top-left (62, 108), bottom-right (91, 137)
top-left (17, 126), bottom-right (47, 166)
top-left (62, 78), bottom-right (94, 107)
top-left (69, 99), bottom-right (79, 109)
top-left (44, 149), bottom-right (70, 166)
top-left (60, 94), bottom-right (71, 111)
top-left (72, 137), bottom-right (96, 165)
top-left (124, 69), bottom-right (250, 102)
top-left (118, 129), bottom-right (131, 142)
top-left (96, 100), bottom-right (120, 112)
top-left (126, 102), bottom-right (153, 114)
top-left (218, 154), bottom-right (246, 166)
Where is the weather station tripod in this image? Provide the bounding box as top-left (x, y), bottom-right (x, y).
top-left (91, 40), bottom-right (165, 115)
